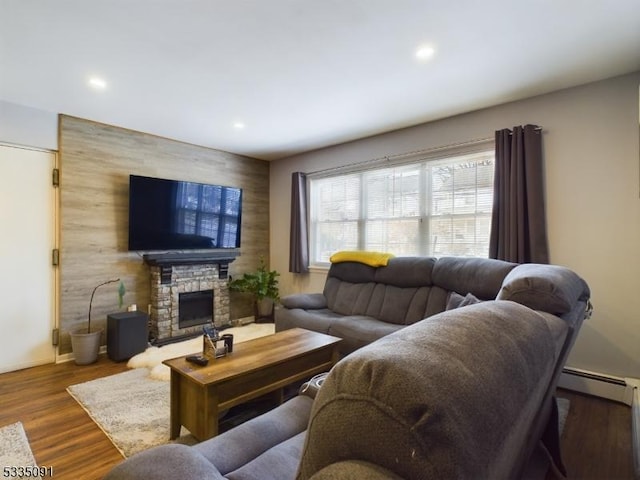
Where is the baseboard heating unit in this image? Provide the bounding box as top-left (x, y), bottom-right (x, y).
top-left (560, 367), bottom-right (640, 479)
top-left (632, 384), bottom-right (639, 480)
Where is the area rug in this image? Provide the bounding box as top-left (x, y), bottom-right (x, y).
top-left (127, 323), bottom-right (275, 381)
top-left (0, 422), bottom-right (41, 480)
top-left (68, 367), bottom-right (192, 458)
top-left (67, 323), bottom-right (275, 458)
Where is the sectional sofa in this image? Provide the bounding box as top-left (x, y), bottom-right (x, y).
top-left (276, 256), bottom-right (590, 356)
top-left (105, 256), bottom-right (591, 480)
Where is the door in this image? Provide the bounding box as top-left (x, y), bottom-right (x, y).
top-left (0, 144), bottom-right (57, 373)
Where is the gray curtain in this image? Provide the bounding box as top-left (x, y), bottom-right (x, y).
top-left (489, 124), bottom-right (549, 264)
top-left (289, 172), bottom-right (309, 273)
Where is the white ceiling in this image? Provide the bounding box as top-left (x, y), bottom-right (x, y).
top-left (1, 1), bottom-right (639, 160)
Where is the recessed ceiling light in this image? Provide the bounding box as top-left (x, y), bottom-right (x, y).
top-left (415, 45), bottom-right (435, 61)
top-left (233, 122), bottom-right (245, 129)
top-left (88, 77), bottom-right (107, 89)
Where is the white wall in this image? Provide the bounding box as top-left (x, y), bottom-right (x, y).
top-left (0, 101), bottom-right (58, 150)
top-left (270, 72), bottom-right (640, 379)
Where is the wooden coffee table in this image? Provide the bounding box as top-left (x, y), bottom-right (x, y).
top-left (163, 327), bottom-right (341, 441)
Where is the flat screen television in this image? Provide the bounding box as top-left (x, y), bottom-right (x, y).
top-left (128, 174), bottom-right (242, 251)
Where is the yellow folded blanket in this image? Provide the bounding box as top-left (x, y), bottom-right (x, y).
top-left (329, 250), bottom-right (395, 267)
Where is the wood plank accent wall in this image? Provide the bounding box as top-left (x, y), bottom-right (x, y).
top-left (58, 115), bottom-right (269, 354)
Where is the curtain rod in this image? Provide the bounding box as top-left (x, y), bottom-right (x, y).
top-left (307, 136), bottom-right (494, 176)
top-left (507, 125), bottom-right (543, 134)
top-left (306, 125), bottom-right (544, 176)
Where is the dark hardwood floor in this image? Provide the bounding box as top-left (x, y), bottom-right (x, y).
top-left (0, 356), bottom-right (129, 480)
top-left (557, 388), bottom-right (634, 479)
top-left (0, 359), bottom-right (634, 480)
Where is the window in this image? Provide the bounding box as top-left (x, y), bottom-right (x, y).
top-left (309, 149), bottom-right (494, 265)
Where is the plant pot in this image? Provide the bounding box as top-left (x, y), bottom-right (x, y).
top-left (70, 329), bottom-right (102, 365)
top-left (254, 298), bottom-right (274, 323)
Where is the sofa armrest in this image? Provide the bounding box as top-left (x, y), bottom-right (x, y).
top-left (497, 263), bottom-right (590, 316)
top-left (104, 444), bottom-right (225, 480)
top-left (281, 293), bottom-right (327, 310)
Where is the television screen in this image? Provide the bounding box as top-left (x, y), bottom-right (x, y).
top-left (128, 175), bottom-right (242, 251)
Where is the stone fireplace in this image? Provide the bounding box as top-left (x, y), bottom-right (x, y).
top-left (145, 253), bottom-right (237, 342)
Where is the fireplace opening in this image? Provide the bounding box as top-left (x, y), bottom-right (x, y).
top-left (179, 290), bottom-right (213, 329)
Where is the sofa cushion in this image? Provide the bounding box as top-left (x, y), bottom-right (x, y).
top-left (296, 301), bottom-right (565, 480)
top-left (371, 285), bottom-right (423, 325)
top-left (497, 263), bottom-right (591, 315)
top-left (324, 279), bottom-right (376, 316)
top-left (423, 285), bottom-right (450, 318)
top-left (227, 431), bottom-right (307, 480)
top-left (433, 256), bottom-right (516, 299)
top-left (326, 261), bottom-right (377, 284)
top-left (275, 308), bottom-right (343, 335)
top-left (328, 316), bottom-right (404, 354)
top-left (372, 256), bottom-right (436, 287)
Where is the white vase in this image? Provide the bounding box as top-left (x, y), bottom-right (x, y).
top-left (70, 329), bottom-right (102, 365)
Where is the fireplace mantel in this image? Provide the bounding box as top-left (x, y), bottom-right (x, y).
top-left (143, 251), bottom-right (239, 281)
top-left (143, 251), bottom-right (239, 267)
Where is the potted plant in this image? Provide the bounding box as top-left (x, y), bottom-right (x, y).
top-left (70, 278), bottom-right (125, 365)
top-left (229, 257), bottom-right (280, 322)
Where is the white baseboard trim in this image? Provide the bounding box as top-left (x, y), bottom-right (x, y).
top-left (630, 381), bottom-right (640, 480)
top-left (54, 319), bottom-right (258, 364)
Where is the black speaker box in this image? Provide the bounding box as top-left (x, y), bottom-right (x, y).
top-left (107, 311), bottom-right (149, 362)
